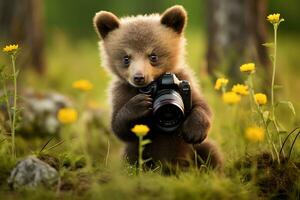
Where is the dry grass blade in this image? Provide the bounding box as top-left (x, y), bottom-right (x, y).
top-left (40, 136), bottom-right (55, 153)
top-left (45, 140), bottom-right (65, 152)
top-left (288, 130), bottom-right (300, 161)
top-left (279, 127), bottom-right (300, 155)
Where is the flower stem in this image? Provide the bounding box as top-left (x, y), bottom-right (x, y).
top-left (138, 136), bottom-right (143, 174)
top-left (11, 54), bottom-right (17, 159)
top-left (271, 23), bottom-right (284, 157)
top-left (271, 25), bottom-right (277, 110)
top-left (221, 85), bottom-right (226, 95)
top-left (271, 24), bottom-right (280, 133)
top-left (105, 138), bottom-right (110, 167)
top-left (246, 75), bottom-right (255, 112)
top-left (248, 75), bottom-right (280, 163)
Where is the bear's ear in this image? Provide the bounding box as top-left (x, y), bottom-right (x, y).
top-left (160, 5), bottom-right (187, 34)
top-left (93, 11), bottom-right (120, 39)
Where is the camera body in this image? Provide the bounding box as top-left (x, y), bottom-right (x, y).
top-left (139, 72), bottom-right (192, 132)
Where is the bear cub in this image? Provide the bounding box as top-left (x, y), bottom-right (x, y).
top-left (93, 5), bottom-right (223, 170)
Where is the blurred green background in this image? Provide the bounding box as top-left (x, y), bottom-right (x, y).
top-left (44, 0), bottom-right (300, 39)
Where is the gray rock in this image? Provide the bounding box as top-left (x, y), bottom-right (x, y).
top-left (8, 156), bottom-right (60, 189)
top-left (21, 91), bottom-right (72, 136)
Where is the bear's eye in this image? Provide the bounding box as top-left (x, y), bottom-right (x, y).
top-left (123, 55), bottom-right (130, 66)
top-left (149, 53), bottom-right (158, 63)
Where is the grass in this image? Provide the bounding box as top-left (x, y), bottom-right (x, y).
top-left (0, 29), bottom-right (299, 199)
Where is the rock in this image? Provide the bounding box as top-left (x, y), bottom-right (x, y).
top-left (8, 156), bottom-right (60, 189)
top-left (19, 90), bottom-right (72, 137)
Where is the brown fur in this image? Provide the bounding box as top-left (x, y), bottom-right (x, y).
top-left (93, 5), bottom-right (223, 170)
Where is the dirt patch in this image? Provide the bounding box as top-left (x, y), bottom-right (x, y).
top-left (38, 154), bottom-right (60, 171)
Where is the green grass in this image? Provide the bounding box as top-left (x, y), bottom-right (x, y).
top-left (0, 29), bottom-right (299, 199)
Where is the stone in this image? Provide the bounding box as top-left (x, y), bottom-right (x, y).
top-left (20, 91), bottom-right (72, 136)
top-left (8, 156), bottom-right (60, 189)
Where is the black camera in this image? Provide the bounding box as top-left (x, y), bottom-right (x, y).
top-left (139, 72), bottom-right (192, 132)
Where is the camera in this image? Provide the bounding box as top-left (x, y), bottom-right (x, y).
top-left (139, 72), bottom-right (192, 132)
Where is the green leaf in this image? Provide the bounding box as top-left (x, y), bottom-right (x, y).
top-left (277, 101), bottom-right (296, 116)
top-left (269, 55), bottom-right (275, 62)
top-left (262, 43), bottom-right (274, 48)
top-left (141, 139), bottom-right (152, 146)
top-left (279, 18), bottom-right (285, 24)
top-left (263, 111), bottom-right (270, 122)
top-left (15, 69), bottom-right (20, 77)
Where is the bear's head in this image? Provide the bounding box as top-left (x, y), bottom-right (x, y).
top-left (93, 5), bottom-right (187, 87)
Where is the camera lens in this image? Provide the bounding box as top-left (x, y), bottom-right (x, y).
top-left (153, 89), bottom-right (184, 132)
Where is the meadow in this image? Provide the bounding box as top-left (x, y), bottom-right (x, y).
top-left (0, 18), bottom-right (300, 199)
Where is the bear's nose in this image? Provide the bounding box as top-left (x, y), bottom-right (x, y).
top-left (133, 74), bottom-right (145, 85)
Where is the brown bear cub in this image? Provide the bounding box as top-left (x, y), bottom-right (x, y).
top-left (93, 5), bottom-right (223, 170)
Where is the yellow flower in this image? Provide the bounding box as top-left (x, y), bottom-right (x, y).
top-left (57, 108), bottom-right (78, 124)
top-left (72, 79), bottom-right (93, 91)
top-left (222, 92), bottom-right (241, 105)
top-left (267, 13), bottom-right (280, 24)
top-left (245, 127), bottom-right (265, 142)
top-left (131, 124), bottom-right (150, 137)
top-left (3, 44), bottom-right (19, 53)
top-left (255, 93), bottom-right (267, 105)
top-left (240, 63), bottom-right (255, 73)
top-left (232, 84), bottom-right (249, 96)
top-left (214, 78), bottom-right (229, 90)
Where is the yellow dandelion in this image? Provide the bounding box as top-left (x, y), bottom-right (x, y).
top-left (57, 108), bottom-right (78, 124)
top-left (245, 127), bottom-right (265, 142)
top-left (131, 124), bottom-right (150, 137)
top-left (232, 84), bottom-right (249, 96)
top-left (214, 78), bottom-right (229, 90)
top-left (267, 13), bottom-right (280, 24)
top-left (255, 93), bottom-right (267, 105)
top-left (240, 63), bottom-right (255, 73)
top-left (222, 92), bottom-right (241, 105)
top-left (3, 44), bottom-right (19, 53)
top-left (72, 79), bottom-right (93, 91)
